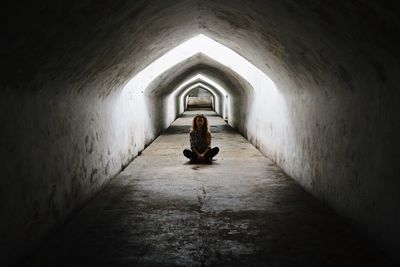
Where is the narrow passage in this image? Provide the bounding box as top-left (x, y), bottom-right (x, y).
top-left (25, 110), bottom-right (393, 266)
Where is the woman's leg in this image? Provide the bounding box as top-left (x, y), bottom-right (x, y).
top-left (184, 149), bottom-right (199, 163)
top-left (183, 149), bottom-right (194, 159)
top-left (205, 147), bottom-right (219, 160)
top-left (185, 147), bottom-right (218, 163)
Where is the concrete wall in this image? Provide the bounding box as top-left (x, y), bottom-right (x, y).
top-left (201, 2), bottom-right (400, 261)
top-left (0, 90), bottom-right (140, 263)
top-left (1, 0), bottom-right (399, 264)
top-left (187, 88), bottom-right (214, 109)
top-left (187, 96), bottom-right (213, 108)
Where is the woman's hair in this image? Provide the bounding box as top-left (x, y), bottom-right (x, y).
top-left (192, 114), bottom-right (210, 140)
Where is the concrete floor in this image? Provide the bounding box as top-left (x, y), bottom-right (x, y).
top-left (24, 110), bottom-right (394, 267)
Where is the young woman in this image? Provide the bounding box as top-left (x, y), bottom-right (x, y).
top-left (183, 114), bottom-right (219, 163)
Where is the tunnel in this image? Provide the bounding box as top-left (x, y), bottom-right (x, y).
top-left (185, 87), bottom-right (214, 110)
top-left (1, 1), bottom-right (399, 265)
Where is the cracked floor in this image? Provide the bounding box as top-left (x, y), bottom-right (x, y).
top-left (24, 110), bottom-right (394, 266)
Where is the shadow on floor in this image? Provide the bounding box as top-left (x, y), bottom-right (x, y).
top-left (163, 125), bottom-right (236, 135)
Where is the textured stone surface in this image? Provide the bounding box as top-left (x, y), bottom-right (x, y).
top-left (1, 1), bottom-right (400, 264)
top-left (24, 111), bottom-right (394, 266)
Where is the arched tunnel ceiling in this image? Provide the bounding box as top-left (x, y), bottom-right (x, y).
top-left (179, 81), bottom-right (222, 99)
top-left (185, 85), bottom-right (219, 99)
top-left (2, 0), bottom-right (399, 96)
top-left (179, 81), bottom-right (223, 106)
top-left (181, 84), bottom-right (221, 106)
top-left (144, 54), bottom-right (251, 98)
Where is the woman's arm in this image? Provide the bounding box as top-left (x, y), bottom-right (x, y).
top-left (199, 132), bottom-right (211, 158)
top-left (191, 147), bottom-right (201, 156)
top-left (190, 132), bottom-right (201, 157)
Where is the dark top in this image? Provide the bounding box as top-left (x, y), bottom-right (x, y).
top-left (190, 131), bottom-right (211, 154)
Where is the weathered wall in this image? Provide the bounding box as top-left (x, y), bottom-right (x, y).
top-left (187, 88), bottom-right (213, 108)
top-left (0, 90), bottom-right (140, 263)
top-left (0, 1), bottom-right (200, 264)
top-left (1, 0), bottom-right (400, 264)
top-left (197, 1), bottom-right (400, 261)
top-left (187, 96), bottom-right (212, 108)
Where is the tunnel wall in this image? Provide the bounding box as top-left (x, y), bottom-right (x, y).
top-left (0, 90), bottom-right (143, 264)
top-left (199, 1), bottom-right (400, 261)
top-left (261, 58), bottom-right (400, 260)
top-left (0, 80), bottom-right (171, 265)
top-left (1, 0), bottom-right (400, 264)
top-left (1, 1), bottom-right (203, 262)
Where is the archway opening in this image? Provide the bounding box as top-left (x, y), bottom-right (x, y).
top-left (116, 34), bottom-right (283, 157)
top-left (186, 86), bottom-right (214, 110)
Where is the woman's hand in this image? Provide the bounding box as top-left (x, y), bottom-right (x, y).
top-left (198, 153), bottom-right (205, 161)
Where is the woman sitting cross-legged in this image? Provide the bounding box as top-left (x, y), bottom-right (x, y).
top-left (183, 114), bottom-right (219, 164)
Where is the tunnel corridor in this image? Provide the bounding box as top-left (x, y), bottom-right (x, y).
top-left (1, 1), bottom-right (400, 266)
top-left (23, 110), bottom-right (392, 266)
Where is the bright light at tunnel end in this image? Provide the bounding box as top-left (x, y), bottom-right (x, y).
top-left (118, 33), bottom-right (284, 144)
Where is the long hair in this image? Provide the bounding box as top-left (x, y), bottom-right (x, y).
top-left (192, 114), bottom-right (210, 142)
